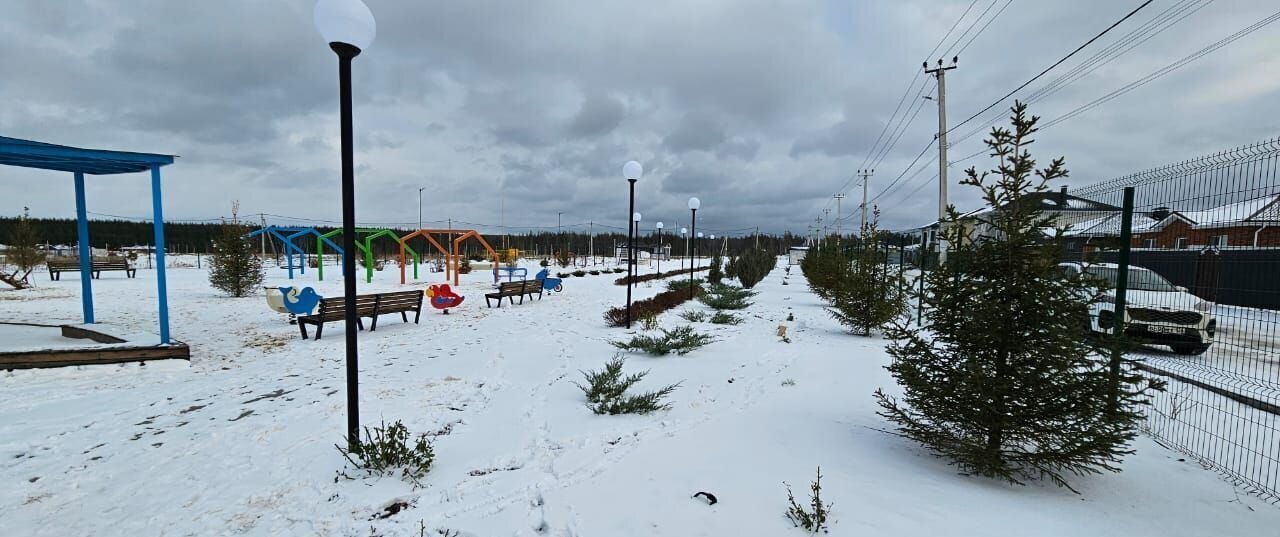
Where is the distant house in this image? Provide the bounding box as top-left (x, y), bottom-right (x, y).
top-left (788, 246), bottom-right (808, 265)
top-left (1064, 194), bottom-right (1280, 252)
top-left (921, 186), bottom-right (1120, 249)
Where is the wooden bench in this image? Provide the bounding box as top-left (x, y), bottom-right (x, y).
top-left (484, 280), bottom-right (543, 308)
top-left (297, 290), bottom-right (424, 340)
top-left (48, 258), bottom-right (137, 280)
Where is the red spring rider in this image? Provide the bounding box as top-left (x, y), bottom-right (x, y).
top-left (426, 283), bottom-right (465, 314)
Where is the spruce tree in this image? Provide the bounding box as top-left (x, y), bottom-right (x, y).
top-left (2, 207), bottom-right (46, 289)
top-left (826, 209), bottom-right (908, 336)
top-left (207, 203), bottom-right (263, 297)
top-left (707, 253), bottom-right (725, 284)
top-left (874, 102), bottom-right (1157, 491)
top-left (800, 245), bottom-right (848, 302)
top-left (734, 248), bottom-right (775, 289)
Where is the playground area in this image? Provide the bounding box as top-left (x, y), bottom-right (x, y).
top-left (3, 255), bottom-right (1278, 536)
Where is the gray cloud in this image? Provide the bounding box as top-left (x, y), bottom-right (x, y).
top-left (1, 0), bottom-right (1276, 236)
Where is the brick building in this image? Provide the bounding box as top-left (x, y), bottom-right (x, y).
top-left (1066, 194), bottom-right (1280, 253)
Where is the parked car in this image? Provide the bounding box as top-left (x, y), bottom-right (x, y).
top-left (1059, 262), bottom-right (1216, 355)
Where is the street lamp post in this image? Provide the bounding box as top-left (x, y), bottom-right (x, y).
top-left (655, 221), bottom-right (663, 274)
top-left (687, 197), bottom-right (700, 299)
top-left (680, 227), bottom-right (688, 271)
top-left (623, 161), bottom-right (642, 328)
top-left (314, 0), bottom-right (376, 449)
top-left (418, 187), bottom-right (425, 230)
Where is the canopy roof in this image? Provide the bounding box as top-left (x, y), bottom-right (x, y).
top-left (0, 135), bottom-right (175, 175)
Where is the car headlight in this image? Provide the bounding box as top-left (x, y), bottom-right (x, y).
top-left (1194, 300), bottom-right (1211, 312)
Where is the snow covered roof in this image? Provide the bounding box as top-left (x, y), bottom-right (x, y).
top-left (1181, 195), bottom-right (1280, 229)
top-left (1062, 194), bottom-right (1280, 237)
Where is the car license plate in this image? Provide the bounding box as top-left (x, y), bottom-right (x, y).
top-left (1147, 325), bottom-right (1182, 334)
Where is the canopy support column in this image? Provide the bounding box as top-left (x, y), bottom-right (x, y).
top-left (150, 165), bottom-right (171, 344)
top-left (73, 172), bottom-right (94, 324)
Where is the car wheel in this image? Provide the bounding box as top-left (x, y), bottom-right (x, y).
top-left (1171, 343), bottom-right (1210, 356)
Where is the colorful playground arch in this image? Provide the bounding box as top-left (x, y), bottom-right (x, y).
top-left (246, 226), bottom-right (346, 280)
top-left (250, 225), bottom-right (499, 285)
top-left (400, 229), bottom-right (500, 286)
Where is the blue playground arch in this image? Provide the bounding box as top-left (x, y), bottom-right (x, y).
top-left (246, 225), bottom-right (347, 280)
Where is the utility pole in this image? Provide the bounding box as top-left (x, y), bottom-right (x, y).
top-left (589, 221), bottom-right (594, 263)
top-left (857, 169), bottom-right (873, 235)
top-left (258, 213), bottom-right (267, 257)
top-left (832, 193), bottom-right (846, 244)
top-left (418, 187), bottom-right (425, 230)
top-left (822, 209), bottom-right (830, 244)
top-left (926, 57), bottom-right (957, 264)
top-left (754, 225), bottom-right (759, 249)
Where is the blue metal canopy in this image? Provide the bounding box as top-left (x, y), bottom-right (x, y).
top-left (0, 136), bottom-right (175, 175)
top-left (0, 135), bottom-right (177, 345)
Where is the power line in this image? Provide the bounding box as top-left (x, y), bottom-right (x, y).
top-left (867, 81), bottom-right (937, 171)
top-left (944, 0), bottom-right (1008, 58)
top-left (1043, 8), bottom-right (1280, 129)
top-left (946, 0), bottom-right (1154, 135)
top-left (823, 0), bottom-right (987, 215)
top-left (955, 0), bottom-right (1015, 57)
top-left (942, 0), bottom-right (1210, 157)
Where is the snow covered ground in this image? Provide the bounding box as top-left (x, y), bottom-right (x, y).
top-left (3, 256), bottom-right (1279, 536)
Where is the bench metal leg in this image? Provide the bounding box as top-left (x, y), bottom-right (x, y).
top-left (400, 311), bottom-right (408, 323)
top-left (299, 322), bottom-right (309, 340)
top-left (314, 322), bottom-right (324, 340)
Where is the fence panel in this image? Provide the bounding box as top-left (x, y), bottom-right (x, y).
top-left (1072, 138), bottom-right (1280, 501)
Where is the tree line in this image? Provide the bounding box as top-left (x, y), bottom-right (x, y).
top-left (0, 217), bottom-right (811, 259)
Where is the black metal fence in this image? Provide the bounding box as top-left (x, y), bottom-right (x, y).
top-left (1073, 137), bottom-right (1280, 502)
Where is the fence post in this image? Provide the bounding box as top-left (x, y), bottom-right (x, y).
top-left (917, 231), bottom-right (926, 328)
top-left (1110, 186), bottom-right (1136, 412)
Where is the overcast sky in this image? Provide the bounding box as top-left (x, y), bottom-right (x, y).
top-left (2, 0), bottom-right (1277, 237)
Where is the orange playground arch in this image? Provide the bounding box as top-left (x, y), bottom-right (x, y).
top-left (399, 229), bottom-right (500, 286)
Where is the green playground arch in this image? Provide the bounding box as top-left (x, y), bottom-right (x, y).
top-left (316, 228), bottom-right (419, 283)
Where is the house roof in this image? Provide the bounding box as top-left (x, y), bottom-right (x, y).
top-left (1063, 193), bottom-right (1280, 237)
top-left (938, 190), bottom-right (1121, 228)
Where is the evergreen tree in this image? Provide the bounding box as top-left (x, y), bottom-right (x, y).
top-left (2, 207), bottom-right (46, 289)
top-left (707, 253), bottom-right (723, 284)
top-left (207, 203), bottom-right (263, 297)
top-left (734, 248), bottom-right (775, 289)
top-left (874, 102), bottom-right (1158, 491)
top-left (826, 209), bottom-right (908, 336)
top-left (800, 245), bottom-right (848, 302)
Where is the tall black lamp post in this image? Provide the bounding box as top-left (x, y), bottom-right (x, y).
top-left (315, 0), bottom-right (376, 448)
top-left (687, 197), bottom-right (700, 299)
top-left (655, 221), bottom-right (664, 274)
top-left (623, 161), bottom-right (642, 328)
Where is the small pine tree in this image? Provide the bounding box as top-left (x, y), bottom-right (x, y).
top-left (2, 207), bottom-right (45, 289)
top-left (874, 102), bottom-right (1158, 491)
top-left (556, 249), bottom-right (571, 268)
top-left (207, 203), bottom-right (264, 297)
top-left (734, 248), bottom-right (774, 289)
top-left (707, 253), bottom-right (724, 284)
top-left (799, 245), bottom-right (848, 302)
top-left (825, 209), bottom-right (908, 336)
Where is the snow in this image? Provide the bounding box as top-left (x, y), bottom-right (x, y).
top-left (0, 324), bottom-right (102, 352)
top-left (2, 256), bottom-right (1279, 536)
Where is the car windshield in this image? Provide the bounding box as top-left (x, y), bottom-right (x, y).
top-left (1083, 266), bottom-right (1178, 292)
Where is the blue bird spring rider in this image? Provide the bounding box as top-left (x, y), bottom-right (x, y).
top-left (535, 268), bottom-right (563, 293)
top-left (265, 286), bottom-right (322, 323)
